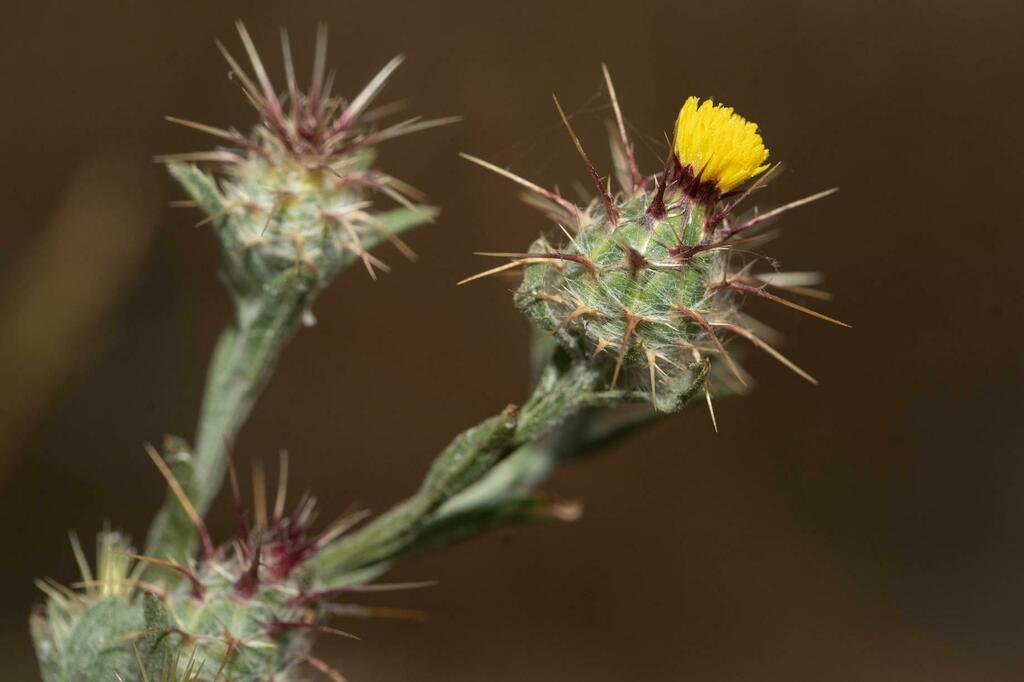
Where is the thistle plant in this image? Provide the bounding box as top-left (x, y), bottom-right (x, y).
top-left (29, 25), bottom-right (843, 682)
top-left (31, 24), bottom-right (449, 681)
top-left (145, 23), bottom-right (454, 572)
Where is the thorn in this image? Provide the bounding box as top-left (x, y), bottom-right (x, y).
top-left (330, 604), bottom-right (428, 621)
top-left (154, 151), bottom-right (243, 165)
top-left (601, 64), bottom-right (642, 192)
top-left (336, 55), bottom-right (405, 130)
top-left (729, 259), bottom-right (760, 282)
top-left (544, 499), bottom-right (584, 522)
top-left (234, 21), bottom-right (285, 124)
top-left (35, 578), bottom-right (81, 606)
top-left (130, 555), bottom-right (206, 600)
top-left (73, 578), bottom-right (167, 600)
top-left (279, 28), bottom-right (299, 117)
top-left (338, 580), bottom-right (439, 593)
top-left (234, 527), bottom-right (263, 599)
top-left (552, 94), bottom-right (619, 226)
top-left (144, 443), bottom-right (216, 559)
top-left (646, 146), bottom-right (679, 220)
top-left (645, 347), bottom-right (659, 407)
top-left (386, 173), bottom-right (428, 200)
top-left (553, 304), bottom-right (600, 333)
top-left (68, 532), bottom-right (93, 588)
top-left (515, 289), bottom-right (566, 306)
top-left (164, 116), bottom-right (237, 142)
top-left (362, 98), bottom-right (410, 123)
top-left (309, 23), bottom-right (329, 108)
top-left (460, 153), bottom-right (579, 220)
top-left (225, 440), bottom-right (251, 557)
top-left (252, 458), bottom-right (268, 531)
top-left (288, 581), bottom-right (438, 608)
top-left (672, 306), bottom-right (746, 386)
top-left (556, 222), bottom-right (586, 253)
top-left (611, 314), bottom-right (640, 389)
top-left (457, 258), bottom-right (532, 285)
top-left (337, 116), bottom-right (460, 152)
top-left (259, 194), bottom-right (291, 236)
top-left (625, 246), bottom-right (648, 278)
top-left (474, 251), bottom-right (537, 258)
top-left (525, 250), bottom-right (600, 274)
top-left (211, 632), bottom-right (239, 680)
top-left (458, 251), bottom-right (597, 285)
top-left (313, 509), bottom-right (373, 551)
top-left (274, 450), bottom-right (289, 524)
top-left (267, 619), bottom-right (360, 641)
top-left (592, 337), bottom-right (611, 359)
top-left (706, 162), bottom-right (784, 231)
top-left (323, 211), bottom-right (384, 280)
top-left (718, 188), bottom-right (839, 242)
top-left (747, 271), bottom-right (833, 301)
top-left (704, 379), bottom-right (719, 433)
top-left (215, 39), bottom-right (263, 109)
top-left (350, 210), bottom-right (418, 261)
top-left (718, 323), bottom-right (818, 385)
top-left (724, 281), bottom-right (851, 328)
top-left (193, 200), bottom-right (242, 229)
top-left (307, 655), bottom-right (350, 682)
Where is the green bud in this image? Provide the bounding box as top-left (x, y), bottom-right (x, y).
top-left (468, 68), bottom-right (845, 414)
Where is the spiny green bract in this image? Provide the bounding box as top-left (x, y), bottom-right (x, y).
top-left (488, 69), bottom-right (844, 412)
top-left (33, 489), bottom-right (361, 682)
top-left (515, 195), bottom-right (731, 412)
top-left (146, 557), bottom-right (314, 681)
top-left (192, 152), bottom-right (384, 292)
top-left (163, 22), bottom-right (450, 301)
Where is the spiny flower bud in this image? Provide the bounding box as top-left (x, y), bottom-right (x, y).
top-left (465, 68), bottom-right (846, 415)
top-left (163, 22), bottom-right (452, 301)
top-left (34, 451), bottom-right (420, 682)
top-left (31, 531), bottom-right (145, 681)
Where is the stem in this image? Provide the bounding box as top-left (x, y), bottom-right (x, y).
top-left (143, 271), bottom-right (313, 567)
top-left (145, 165), bottom-right (436, 576)
top-left (313, 348), bottom-right (709, 585)
top-left (310, 351), bottom-right (659, 584)
top-left (402, 403), bottom-right (661, 557)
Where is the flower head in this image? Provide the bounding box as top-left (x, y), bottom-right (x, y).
top-left (463, 69), bottom-right (843, 415)
top-left (162, 22), bottom-right (451, 295)
top-left (674, 96), bottom-right (769, 196)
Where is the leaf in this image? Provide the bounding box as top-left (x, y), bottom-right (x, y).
top-left (141, 592), bottom-right (175, 681)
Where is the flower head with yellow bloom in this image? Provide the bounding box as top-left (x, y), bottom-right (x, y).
top-left (674, 96), bottom-right (770, 199)
top-left (463, 68), bottom-right (843, 414)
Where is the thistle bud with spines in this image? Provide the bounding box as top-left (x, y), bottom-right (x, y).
top-left (163, 22), bottom-right (452, 301)
top-left (31, 448), bottom-right (410, 682)
top-left (468, 70), bottom-right (846, 415)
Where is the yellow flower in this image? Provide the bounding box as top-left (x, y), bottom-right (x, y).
top-left (674, 97), bottom-right (770, 194)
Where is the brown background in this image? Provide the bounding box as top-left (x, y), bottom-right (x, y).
top-left (2, 0), bottom-right (1023, 679)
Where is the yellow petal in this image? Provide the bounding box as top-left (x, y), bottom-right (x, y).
top-left (674, 97), bottom-right (769, 193)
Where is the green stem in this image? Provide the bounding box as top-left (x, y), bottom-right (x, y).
top-left (143, 271), bottom-right (313, 567)
top-left (310, 351), bottom-right (658, 584)
top-left (313, 351), bottom-right (709, 585)
top-left (145, 165), bottom-right (436, 577)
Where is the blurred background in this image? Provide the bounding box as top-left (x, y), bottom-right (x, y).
top-left (1, 0), bottom-right (1022, 679)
